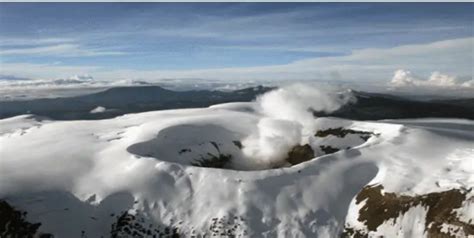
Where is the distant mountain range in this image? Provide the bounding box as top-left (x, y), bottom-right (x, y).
top-left (325, 91), bottom-right (474, 120)
top-left (0, 86), bottom-right (473, 120)
top-left (0, 86), bottom-right (272, 120)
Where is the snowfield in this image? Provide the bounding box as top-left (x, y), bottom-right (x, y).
top-left (0, 86), bottom-right (473, 237)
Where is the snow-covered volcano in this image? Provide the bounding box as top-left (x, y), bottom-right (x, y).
top-left (0, 86), bottom-right (473, 237)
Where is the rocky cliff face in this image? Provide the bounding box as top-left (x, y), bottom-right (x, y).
top-left (343, 185), bottom-right (474, 237)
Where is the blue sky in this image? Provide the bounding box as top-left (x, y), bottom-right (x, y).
top-left (0, 3), bottom-right (473, 84)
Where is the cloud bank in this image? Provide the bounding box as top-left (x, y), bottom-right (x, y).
top-left (0, 37), bottom-right (472, 99)
top-left (1, 37), bottom-right (472, 83)
top-left (390, 69), bottom-right (473, 88)
top-left (386, 69), bottom-right (474, 99)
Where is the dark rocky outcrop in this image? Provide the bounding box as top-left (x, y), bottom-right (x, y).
top-left (111, 211), bottom-right (181, 238)
top-left (0, 199), bottom-right (53, 238)
top-left (190, 142), bottom-right (233, 169)
top-left (110, 210), bottom-right (249, 238)
top-left (191, 153), bottom-right (232, 169)
top-left (286, 144), bottom-right (315, 165)
top-left (342, 185), bottom-right (474, 237)
top-left (208, 215), bottom-right (248, 237)
top-left (315, 128), bottom-right (376, 141)
top-left (319, 145), bottom-right (340, 154)
top-left (232, 140), bottom-right (243, 149)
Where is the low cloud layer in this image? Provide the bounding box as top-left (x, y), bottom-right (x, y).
top-left (0, 74), bottom-right (144, 88)
top-left (386, 69), bottom-right (474, 99)
top-left (0, 75), bottom-right (153, 101)
top-left (0, 37), bottom-right (472, 100)
top-left (390, 69), bottom-right (473, 88)
top-left (1, 37), bottom-right (472, 84)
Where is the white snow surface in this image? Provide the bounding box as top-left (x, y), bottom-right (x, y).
top-left (373, 205), bottom-right (428, 238)
top-left (0, 101), bottom-right (473, 237)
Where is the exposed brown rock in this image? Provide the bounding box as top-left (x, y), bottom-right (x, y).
top-left (286, 144), bottom-right (315, 165)
top-left (342, 185), bottom-right (473, 237)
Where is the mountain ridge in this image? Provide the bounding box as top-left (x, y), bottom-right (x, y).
top-left (0, 85), bottom-right (473, 120)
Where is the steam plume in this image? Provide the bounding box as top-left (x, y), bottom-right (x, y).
top-left (242, 84), bottom-right (355, 167)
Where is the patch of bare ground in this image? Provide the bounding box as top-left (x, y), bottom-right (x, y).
top-left (286, 144), bottom-right (315, 165)
top-left (319, 145), bottom-right (340, 154)
top-left (315, 128), bottom-right (377, 141)
top-left (285, 128), bottom-right (374, 166)
top-left (342, 185), bottom-right (474, 237)
top-left (190, 153), bottom-right (232, 169)
top-left (190, 141), bottom-right (233, 169)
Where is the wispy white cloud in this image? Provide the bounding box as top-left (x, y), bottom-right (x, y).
top-left (390, 69), bottom-right (472, 88)
top-left (386, 69), bottom-right (474, 98)
top-left (0, 37), bottom-right (75, 47)
top-left (209, 45), bottom-right (346, 54)
top-left (0, 62), bottom-right (99, 79)
top-left (94, 37), bottom-right (473, 82)
top-left (1, 37), bottom-right (473, 85)
top-left (0, 43), bottom-right (126, 57)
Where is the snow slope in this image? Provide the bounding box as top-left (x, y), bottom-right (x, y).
top-left (0, 87), bottom-right (473, 237)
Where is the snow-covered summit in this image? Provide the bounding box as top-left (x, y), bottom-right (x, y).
top-left (0, 85), bottom-right (472, 237)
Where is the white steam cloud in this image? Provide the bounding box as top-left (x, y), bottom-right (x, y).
top-left (242, 84), bottom-right (355, 167)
